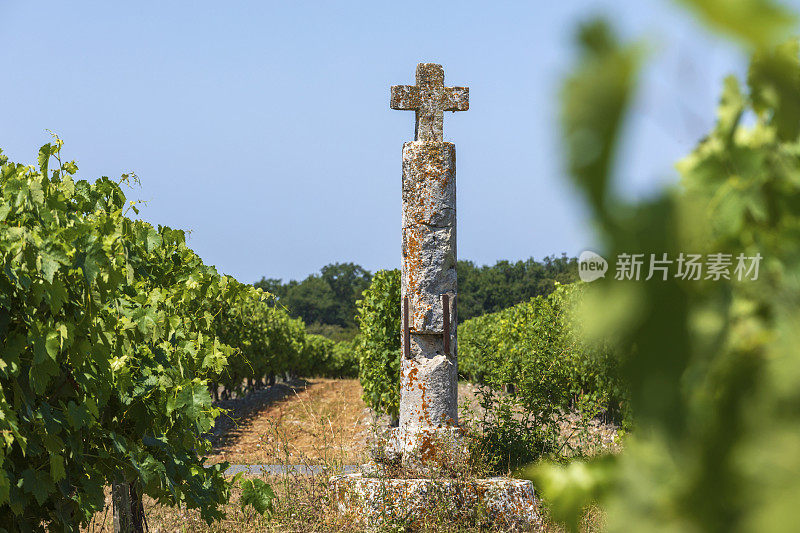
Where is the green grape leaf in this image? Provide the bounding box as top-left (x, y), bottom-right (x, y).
top-left (29, 358), bottom-right (58, 394)
top-left (50, 455), bottom-right (65, 483)
top-left (77, 243), bottom-right (104, 284)
top-left (46, 278), bottom-right (69, 314)
top-left (37, 144), bottom-right (52, 177)
top-left (40, 253), bottom-right (61, 284)
top-left (41, 434), bottom-right (64, 454)
top-left (145, 227), bottom-right (162, 253)
top-left (66, 401), bottom-right (92, 429)
top-left (33, 330), bottom-right (60, 364)
top-left (715, 76), bottom-right (745, 141)
top-left (63, 161), bottom-right (78, 175)
top-left (21, 468), bottom-right (51, 506)
top-left (173, 381), bottom-right (212, 421)
top-left (240, 478), bottom-right (275, 518)
top-left (45, 330), bottom-right (60, 361)
top-left (0, 470), bottom-right (9, 506)
top-left (520, 456), bottom-right (616, 533)
top-left (2, 334), bottom-right (24, 370)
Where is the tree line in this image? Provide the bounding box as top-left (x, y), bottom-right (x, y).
top-left (253, 255), bottom-right (578, 340)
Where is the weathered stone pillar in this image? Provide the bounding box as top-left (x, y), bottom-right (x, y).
top-left (400, 141), bottom-right (458, 430)
top-left (389, 63), bottom-right (468, 465)
top-left (330, 63), bottom-right (540, 528)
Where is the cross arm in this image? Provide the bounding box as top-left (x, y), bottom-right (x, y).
top-left (444, 87), bottom-right (469, 111)
top-left (391, 85), bottom-right (420, 110)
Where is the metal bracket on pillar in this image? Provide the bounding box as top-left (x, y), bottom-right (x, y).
top-left (403, 296), bottom-right (411, 359)
top-left (442, 294), bottom-right (450, 355)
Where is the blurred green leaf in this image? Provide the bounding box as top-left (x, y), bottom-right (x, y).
top-left (748, 38), bottom-right (800, 140)
top-left (520, 456), bottom-right (616, 532)
top-left (561, 19), bottom-right (642, 223)
top-left (675, 0), bottom-right (796, 49)
top-left (549, 10), bottom-right (800, 531)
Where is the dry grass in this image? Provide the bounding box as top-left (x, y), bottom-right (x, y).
top-left (82, 379), bottom-right (609, 532)
top-left (209, 378), bottom-right (368, 466)
top-left (82, 476), bottom-right (356, 533)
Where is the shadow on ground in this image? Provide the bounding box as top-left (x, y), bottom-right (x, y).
top-left (208, 378), bottom-right (311, 450)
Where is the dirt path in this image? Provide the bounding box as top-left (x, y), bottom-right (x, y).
top-left (208, 379), bottom-right (371, 465)
top-left (207, 378), bottom-right (620, 467)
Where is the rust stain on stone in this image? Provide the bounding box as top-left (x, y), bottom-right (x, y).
top-left (394, 62), bottom-right (467, 461)
top-left (330, 474), bottom-right (541, 528)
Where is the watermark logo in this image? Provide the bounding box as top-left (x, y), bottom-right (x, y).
top-left (578, 251), bottom-right (762, 282)
top-left (578, 251), bottom-right (608, 282)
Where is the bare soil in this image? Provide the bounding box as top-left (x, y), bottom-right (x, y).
top-left (209, 379), bottom-right (620, 467)
top-left (208, 378), bottom-right (370, 465)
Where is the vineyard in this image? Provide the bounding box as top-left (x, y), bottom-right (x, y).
top-left (0, 141), bottom-right (353, 531)
top-left (354, 271), bottom-right (621, 470)
top-left (3, 0), bottom-right (800, 531)
top-left (0, 140), bottom-right (616, 530)
top-left (0, 139), bottom-right (587, 530)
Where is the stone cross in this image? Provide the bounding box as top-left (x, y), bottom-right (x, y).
top-left (335, 66), bottom-right (538, 527)
top-left (391, 63), bottom-right (469, 142)
top-left (390, 63), bottom-right (468, 464)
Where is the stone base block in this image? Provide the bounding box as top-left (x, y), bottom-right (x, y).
top-left (330, 473), bottom-right (541, 528)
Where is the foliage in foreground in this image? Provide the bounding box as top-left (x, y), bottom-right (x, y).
top-left (0, 141), bottom-right (346, 531)
top-left (0, 142), bottom-right (235, 530)
top-left (530, 5), bottom-right (800, 532)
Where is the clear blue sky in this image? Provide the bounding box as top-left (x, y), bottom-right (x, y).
top-left (2, 1), bottom-right (781, 283)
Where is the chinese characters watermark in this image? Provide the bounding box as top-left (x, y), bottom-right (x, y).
top-left (579, 252), bottom-right (762, 282)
